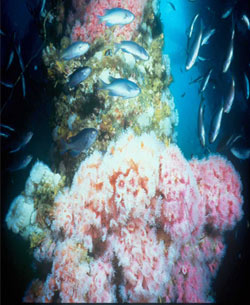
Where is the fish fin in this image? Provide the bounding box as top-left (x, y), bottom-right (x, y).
top-left (108, 91), bottom-right (118, 97)
top-left (98, 78), bottom-right (109, 90)
top-left (9, 146), bottom-right (21, 154)
top-left (114, 43), bottom-right (121, 54)
top-left (108, 76), bottom-right (116, 82)
top-left (70, 150), bottom-right (81, 157)
top-left (97, 15), bottom-right (104, 24)
top-left (60, 139), bottom-right (69, 155)
top-left (105, 22), bottom-right (114, 27)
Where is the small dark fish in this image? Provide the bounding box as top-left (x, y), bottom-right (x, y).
top-left (243, 73), bottom-right (249, 100)
top-left (105, 49), bottom-right (112, 56)
top-left (0, 124), bottom-right (15, 132)
top-left (60, 128), bottom-right (98, 157)
top-left (68, 67), bottom-right (92, 88)
top-left (167, 2), bottom-right (176, 11)
top-left (9, 131), bottom-right (33, 153)
top-left (201, 28), bottom-right (215, 46)
top-left (223, 75), bottom-right (235, 113)
top-left (186, 16), bottom-right (203, 70)
top-left (0, 132), bottom-right (9, 138)
top-left (40, 0), bottom-right (46, 16)
top-left (181, 92), bottom-right (186, 98)
top-left (230, 146), bottom-right (250, 160)
top-left (198, 97), bottom-right (206, 147)
top-left (61, 41), bottom-right (90, 61)
top-left (197, 56), bottom-right (209, 62)
top-left (222, 27), bottom-right (234, 73)
top-left (200, 68), bottom-right (212, 93)
top-left (241, 14), bottom-right (250, 30)
top-left (209, 104), bottom-right (224, 143)
top-left (6, 50), bottom-right (15, 70)
top-left (21, 74), bottom-right (26, 98)
top-left (189, 74), bottom-right (204, 85)
top-left (16, 43), bottom-right (25, 72)
top-left (217, 133), bottom-right (243, 153)
top-left (0, 80), bottom-right (14, 88)
top-left (8, 155), bottom-right (33, 172)
top-left (221, 7), bottom-right (233, 19)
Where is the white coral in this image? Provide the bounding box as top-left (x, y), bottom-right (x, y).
top-left (5, 195), bottom-right (35, 237)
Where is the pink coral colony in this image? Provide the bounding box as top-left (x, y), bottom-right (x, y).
top-left (70, 0), bottom-right (148, 43)
top-left (24, 129), bottom-right (243, 302)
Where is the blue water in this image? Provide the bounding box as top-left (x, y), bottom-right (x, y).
top-left (160, 0), bottom-right (250, 160)
top-left (1, 0), bottom-right (250, 303)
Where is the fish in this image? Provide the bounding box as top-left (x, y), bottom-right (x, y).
top-left (188, 13), bottom-right (199, 39)
top-left (230, 146), bottom-right (250, 160)
top-left (241, 14), bottom-right (250, 29)
top-left (201, 28), bottom-right (215, 46)
top-left (189, 74), bottom-right (204, 85)
top-left (0, 124), bottom-right (15, 132)
top-left (186, 16), bottom-right (203, 70)
top-left (243, 73), bottom-right (249, 100)
top-left (16, 43), bottom-right (25, 72)
top-left (217, 133), bottom-right (243, 153)
top-left (197, 56), bottom-right (209, 62)
top-left (0, 80), bottom-right (14, 88)
top-left (114, 41), bottom-right (149, 61)
top-left (222, 30), bottom-right (234, 73)
top-left (68, 67), bottom-right (92, 88)
top-left (167, 2), bottom-right (176, 11)
top-left (0, 29), bottom-right (5, 36)
top-left (221, 7), bottom-right (233, 19)
top-left (40, 0), bottom-right (46, 16)
top-left (99, 76), bottom-right (141, 99)
top-left (198, 97), bottom-right (206, 148)
top-left (6, 50), bottom-right (15, 70)
top-left (97, 8), bottom-right (135, 27)
top-left (7, 155), bottom-right (33, 172)
top-left (60, 128), bottom-right (98, 157)
top-left (209, 104), bottom-right (224, 143)
top-left (181, 92), bottom-right (186, 98)
top-left (223, 75), bottom-right (235, 113)
top-left (200, 68), bottom-right (213, 93)
top-left (61, 41), bottom-right (90, 61)
top-left (21, 74), bottom-right (26, 98)
top-left (104, 49), bottom-right (112, 56)
top-left (9, 131), bottom-right (33, 153)
top-left (0, 132), bottom-right (9, 138)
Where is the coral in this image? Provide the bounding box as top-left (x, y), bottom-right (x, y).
top-left (189, 155), bottom-right (243, 231)
top-left (14, 129), bottom-right (243, 302)
top-left (6, 161), bottom-right (65, 242)
top-left (6, 195), bottom-right (36, 238)
top-left (70, 0), bottom-right (148, 43)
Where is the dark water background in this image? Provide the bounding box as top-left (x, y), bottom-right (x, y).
top-left (1, 0), bottom-right (250, 303)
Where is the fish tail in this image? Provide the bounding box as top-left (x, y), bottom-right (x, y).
top-left (98, 78), bottom-right (108, 90)
top-left (114, 43), bottom-right (121, 55)
top-left (97, 15), bottom-right (104, 24)
top-left (60, 139), bottom-right (69, 155)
